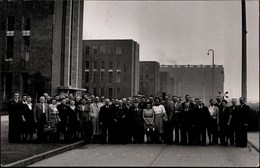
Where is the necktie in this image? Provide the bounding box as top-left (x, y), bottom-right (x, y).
top-left (42, 103), bottom-right (45, 113)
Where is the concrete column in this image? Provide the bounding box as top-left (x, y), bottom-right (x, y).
top-left (51, 0), bottom-right (63, 96)
top-left (70, 0), bottom-right (79, 87)
top-left (63, 0), bottom-right (72, 87)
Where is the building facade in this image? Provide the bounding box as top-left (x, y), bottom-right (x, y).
top-left (82, 40), bottom-right (140, 99)
top-left (160, 64), bottom-right (224, 103)
top-left (159, 71), bottom-right (170, 97)
top-left (139, 61), bottom-right (160, 97)
top-left (0, 0), bottom-right (85, 109)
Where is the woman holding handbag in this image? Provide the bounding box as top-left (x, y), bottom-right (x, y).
top-left (152, 97), bottom-right (168, 143)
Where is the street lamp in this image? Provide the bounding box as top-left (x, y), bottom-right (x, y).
top-left (207, 49), bottom-right (214, 98)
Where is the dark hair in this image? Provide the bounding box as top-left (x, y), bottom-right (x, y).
top-left (26, 96), bottom-right (32, 99)
top-left (13, 91), bottom-right (19, 95)
top-left (240, 97), bottom-right (245, 101)
top-left (145, 102), bottom-right (152, 107)
top-left (50, 98), bottom-right (56, 102)
top-left (154, 97), bottom-right (161, 102)
top-left (209, 99), bottom-right (214, 103)
top-left (221, 100), bottom-right (227, 104)
top-left (60, 97), bottom-right (66, 101)
top-left (81, 98), bottom-right (87, 102)
top-left (134, 99), bottom-right (139, 104)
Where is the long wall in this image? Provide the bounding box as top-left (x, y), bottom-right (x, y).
top-left (160, 64), bottom-right (224, 103)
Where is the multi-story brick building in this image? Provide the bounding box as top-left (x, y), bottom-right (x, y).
top-left (139, 61), bottom-right (160, 97)
top-left (0, 0), bottom-right (85, 109)
top-left (82, 40), bottom-right (140, 99)
top-left (160, 64), bottom-right (224, 103)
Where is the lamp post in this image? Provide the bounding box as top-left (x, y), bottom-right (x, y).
top-left (207, 49), bottom-right (214, 98)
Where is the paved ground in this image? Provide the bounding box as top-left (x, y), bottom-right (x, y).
top-left (248, 132), bottom-right (259, 150)
top-left (2, 114), bottom-right (259, 167)
top-left (29, 143), bottom-right (259, 167)
top-left (0, 115), bottom-right (73, 166)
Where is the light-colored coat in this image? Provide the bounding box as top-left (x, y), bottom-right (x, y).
top-left (90, 102), bottom-right (104, 135)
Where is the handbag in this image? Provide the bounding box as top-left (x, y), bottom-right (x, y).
top-left (44, 122), bottom-right (55, 132)
top-left (162, 114), bottom-right (168, 122)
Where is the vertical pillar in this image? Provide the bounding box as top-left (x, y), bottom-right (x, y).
top-left (63, 0), bottom-right (72, 87)
top-left (241, 0), bottom-right (247, 101)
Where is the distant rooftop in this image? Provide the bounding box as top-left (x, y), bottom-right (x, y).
top-left (83, 39), bottom-right (136, 42)
top-left (160, 64), bottom-right (223, 68)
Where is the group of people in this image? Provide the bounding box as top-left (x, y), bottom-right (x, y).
top-left (7, 91), bottom-right (250, 148)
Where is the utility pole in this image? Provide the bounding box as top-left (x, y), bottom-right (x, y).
top-left (241, 0), bottom-right (247, 102)
top-left (207, 49), bottom-right (214, 98)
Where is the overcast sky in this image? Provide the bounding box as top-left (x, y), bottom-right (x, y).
top-left (83, 1), bottom-right (259, 102)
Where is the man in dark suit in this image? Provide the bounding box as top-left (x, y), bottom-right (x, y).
top-left (173, 95), bottom-right (183, 144)
top-left (34, 96), bottom-right (50, 142)
top-left (163, 95), bottom-right (174, 144)
top-left (77, 98), bottom-right (93, 143)
top-left (138, 96), bottom-right (147, 110)
top-left (219, 100), bottom-right (231, 146)
top-left (180, 102), bottom-right (193, 145)
top-left (163, 96), bottom-right (177, 144)
top-left (99, 99), bottom-right (113, 144)
top-left (7, 91), bottom-right (23, 143)
top-left (233, 97), bottom-right (250, 147)
top-left (215, 96), bottom-right (223, 112)
top-left (130, 100), bottom-right (144, 143)
top-left (113, 100), bottom-right (128, 144)
top-left (196, 98), bottom-right (210, 146)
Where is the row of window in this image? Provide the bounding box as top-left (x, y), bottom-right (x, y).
top-left (5, 35), bottom-right (30, 60)
top-left (161, 65), bottom-right (220, 68)
top-left (85, 71), bottom-right (121, 83)
top-left (85, 61), bottom-right (122, 70)
top-left (5, 16), bottom-right (30, 31)
top-left (86, 87), bottom-right (121, 99)
top-left (85, 45), bottom-right (122, 55)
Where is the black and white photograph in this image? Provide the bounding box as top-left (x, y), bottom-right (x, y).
top-left (0, 0), bottom-right (259, 167)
